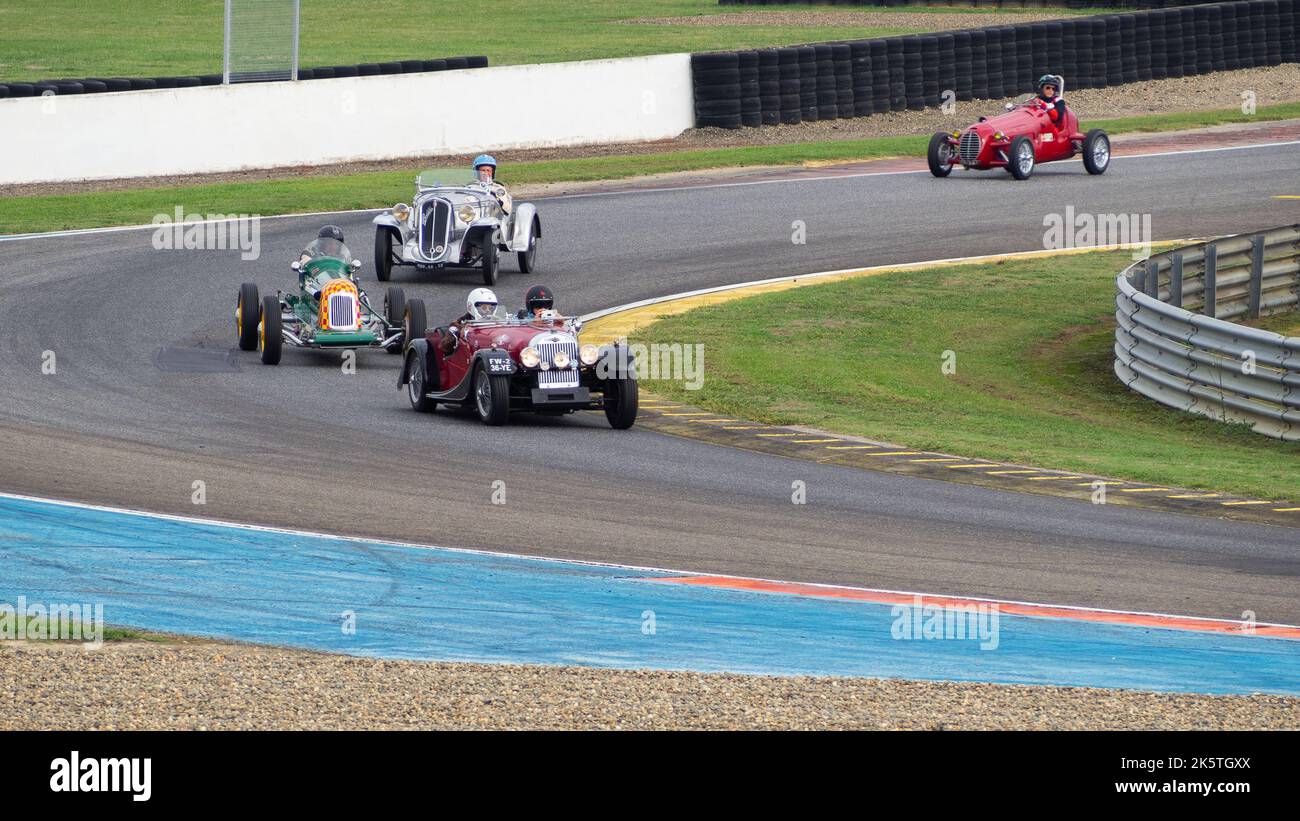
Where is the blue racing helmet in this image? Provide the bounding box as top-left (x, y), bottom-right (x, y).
top-left (472, 154), bottom-right (497, 172)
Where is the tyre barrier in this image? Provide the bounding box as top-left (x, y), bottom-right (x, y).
top-left (719, 1), bottom-right (1237, 8)
top-left (691, 0), bottom-right (1298, 128)
top-left (0, 56), bottom-right (490, 98)
top-left (1114, 225), bottom-right (1300, 440)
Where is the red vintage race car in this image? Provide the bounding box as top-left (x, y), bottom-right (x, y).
top-left (396, 302), bottom-right (638, 428)
top-left (928, 94), bottom-right (1110, 180)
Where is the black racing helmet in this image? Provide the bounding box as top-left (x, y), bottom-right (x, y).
top-left (1037, 74), bottom-right (1063, 95)
top-left (525, 284), bottom-right (554, 314)
top-left (318, 224), bottom-right (345, 243)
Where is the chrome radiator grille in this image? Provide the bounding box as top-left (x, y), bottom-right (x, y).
top-left (327, 293), bottom-right (358, 331)
top-left (959, 131), bottom-right (981, 166)
top-left (538, 340), bottom-right (579, 365)
top-left (538, 368), bottom-right (579, 389)
top-left (419, 199), bottom-right (451, 257)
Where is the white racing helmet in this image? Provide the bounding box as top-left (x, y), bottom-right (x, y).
top-left (467, 287), bottom-right (499, 320)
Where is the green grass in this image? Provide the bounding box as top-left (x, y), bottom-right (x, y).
top-left (0, 1), bottom-right (1092, 82)
top-left (5, 102), bottom-right (1299, 236)
top-left (3, 612), bottom-right (161, 643)
top-left (633, 250), bottom-right (1300, 501)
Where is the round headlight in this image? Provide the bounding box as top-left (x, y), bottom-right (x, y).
top-left (552, 350), bottom-right (571, 369)
top-left (392, 203), bottom-right (410, 221)
top-left (579, 344), bottom-right (599, 366)
top-left (457, 205), bottom-right (476, 224)
top-left (520, 346), bottom-right (540, 368)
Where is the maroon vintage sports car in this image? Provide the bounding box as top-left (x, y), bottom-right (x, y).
top-left (396, 301), bottom-right (638, 428)
top-left (928, 93), bottom-right (1110, 180)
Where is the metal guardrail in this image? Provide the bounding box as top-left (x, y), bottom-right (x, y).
top-left (1114, 225), bottom-right (1300, 440)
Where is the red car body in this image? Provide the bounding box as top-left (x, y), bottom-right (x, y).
top-left (928, 98), bottom-right (1110, 180)
top-left (396, 305), bottom-right (639, 428)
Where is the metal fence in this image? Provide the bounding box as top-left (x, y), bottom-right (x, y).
top-left (1114, 226), bottom-right (1300, 440)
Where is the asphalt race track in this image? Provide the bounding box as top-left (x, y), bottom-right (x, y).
top-left (2, 138), bottom-right (1299, 630)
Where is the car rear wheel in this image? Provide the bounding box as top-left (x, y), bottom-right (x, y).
top-left (383, 287), bottom-right (405, 354)
top-left (404, 349), bottom-right (438, 413)
top-left (237, 283), bottom-right (260, 351)
top-left (404, 298), bottom-right (427, 352)
top-left (474, 366), bottom-right (509, 426)
top-left (927, 132), bottom-right (954, 178)
top-left (259, 295), bottom-right (282, 365)
top-left (604, 377), bottom-right (638, 430)
top-left (517, 218), bottom-right (539, 273)
top-left (1083, 129), bottom-right (1110, 175)
top-left (374, 228), bottom-right (395, 282)
top-left (481, 231), bottom-right (499, 286)
top-left (1009, 136), bottom-right (1035, 180)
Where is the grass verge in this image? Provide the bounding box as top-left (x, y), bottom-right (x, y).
top-left (3, 103), bottom-right (1298, 236)
top-left (0, 0), bottom-right (1090, 82)
top-left (632, 249), bottom-right (1300, 501)
top-left (2, 613), bottom-right (163, 643)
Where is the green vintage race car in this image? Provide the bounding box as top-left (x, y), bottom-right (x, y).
top-left (235, 233), bottom-right (423, 365)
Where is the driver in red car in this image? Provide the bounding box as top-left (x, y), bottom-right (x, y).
top-left (516, 284), bottom-right (555, 319)
top-left (440, 287), bottom-right (499, 355)
top-left (1032, 74), bottom-right (1066, 131)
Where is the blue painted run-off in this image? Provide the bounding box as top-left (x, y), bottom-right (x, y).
top-left (1, 494), bottom-right (1297, 695)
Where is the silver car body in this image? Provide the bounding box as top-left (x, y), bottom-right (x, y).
top-left (373, 167), bottom-right (539, 268)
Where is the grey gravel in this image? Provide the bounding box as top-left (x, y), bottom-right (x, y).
top-left (3, 640), bottom-right (1296, 730)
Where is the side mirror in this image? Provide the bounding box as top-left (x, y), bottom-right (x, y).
top-left (1004, 103), bottom-right (1014, 111)
top-left (290, 260), bottom-right (301, 271)
top-left (350, 259), bottom-right (362, 270)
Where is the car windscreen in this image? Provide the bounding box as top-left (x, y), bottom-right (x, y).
top-left (416, 168), bottom-right (481, 189)
top-left (303, 237), bottom-right (353, 262)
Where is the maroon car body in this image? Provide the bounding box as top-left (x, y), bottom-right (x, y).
top-left (396, 302), bottom-right (638, 428)
top-left (928, 97), bottom-right (1111, 180)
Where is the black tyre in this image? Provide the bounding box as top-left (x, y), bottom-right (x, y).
top-left (927, 132), bottom-right (954, 178)
top-left (517, 218), bottom-right (539, 274)
top-left (404, 349), bottom-right (438, 413)
top-left (374, 228), bottom-right (395, 282)
top-left (383, 287), bottom-right (405, 354)
top-left (259, 295), bottom-right (282, 365)
top-left (481, 231), bottom-right (499, 286)
top-left (404, 299), bottom-right (427, 352)
top-left (1082, 129), bottom-right (1110, 175)
top-left (1009, 135), bottom-right (1035, 181)
top-left (473, 366), bottom-right (510, 426)
top-left (604, 377), bottom-right (638, 430)
top-left (237, 283), bottom-right (260, 351)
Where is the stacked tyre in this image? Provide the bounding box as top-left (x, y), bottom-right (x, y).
top-left (1119, 15), bottom-right (1139, 84)
top-left (814, 45), bottom-right (838, 119)
top-left (1105, 16), bottom-right (1123, 86)
top-left (777, 47), bottom-right (802, 125)
top-left (902, 37), bottom-right (923, 110)
top-left (798, 46), bottom-right (819, 121)
top-left (953, 31), bottom-right (974, 102)
top-left (692, 52), bottom-right (742, 129)
top-left (738, 51), bottom-right (761, 128)
top-left (885, 38), bottom-right (906, 111)
top-left (1281, 0), bottom-right (1297, 64)
top-left (969, 30), bottom-right (989, 100)
top-left (920, 35), bottom-right (940, 108)
top-left (1265, 0), bottom-right (1283, 66)
top-left (849, 41), bottom-right (874, 117)
top-left (1015, 26), bottom-right (1034, 93)
top-left (1148, 10), bottom-right (1168, 80)
top-left (832, 43), bottom-right (854, 120)
top-left (757, 49), bottom-right (781, 126)
top-left (983, 29), bottom-right (1003, 99)
top-left (869, 41), bottom-right (891, 113)
top-left (999, 28), bottom-right (1018, 97)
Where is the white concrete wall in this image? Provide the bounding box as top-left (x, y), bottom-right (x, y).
top-left (0, 53), bottom-right (694, 185)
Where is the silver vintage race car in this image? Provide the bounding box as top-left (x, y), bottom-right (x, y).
top-left (372, 167), bottom-right (540, 286)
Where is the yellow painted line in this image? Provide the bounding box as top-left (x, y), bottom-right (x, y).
top-left (660, 412), bottom-right (714, 417)
top-left (858, 450), bottom-right (923, 456)
top-left (757, 433), bottom-right (800, 438)
top-left (1076, 481), bottom-right (1124, 486)
top-left (1167, 493), bottom-right (1220, 499)
top-left (1119, 487), bottom-right (1170, 493)
top-left (1274, 195), bottom-right (1300, 199)
top-left (947, 464), bottom-right (1001, 469)
top-left (1221, 500), bottom-right (1272, 506)
top-left (791, 438), bottom-right (843, 443)
top-left (687, 418), bottom-right (736, 423)
top-left (1273, 507), bottom-right (1300, 512)
top-left (722, 425), bottom-right (768, 430)
top-left (823, 445), bottom-right (878, 450)
top-left (985, 470), bottom-right (1039, 475)
top-left (909, 457), bottom-right (962, 463)
top-left (1028, 475), bottom-right (1084, 481)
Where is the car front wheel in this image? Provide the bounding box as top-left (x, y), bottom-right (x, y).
top-left (375, 228), bottom-right (395, 282)
top-left (927, 132), bottom-right (954, 178)
top-left (604, 377), bottom-right (638, 430)
top-left (1083, 129), bottom-right (1110, 175)
top-left (1009, 136), bottom-right (1035, 180)
top-left (405, 350), bottom-right (437, 412)
top-left (481, 232), bottom-right (499, 286)
top-left (474, 366), bottom-right (509, 425)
